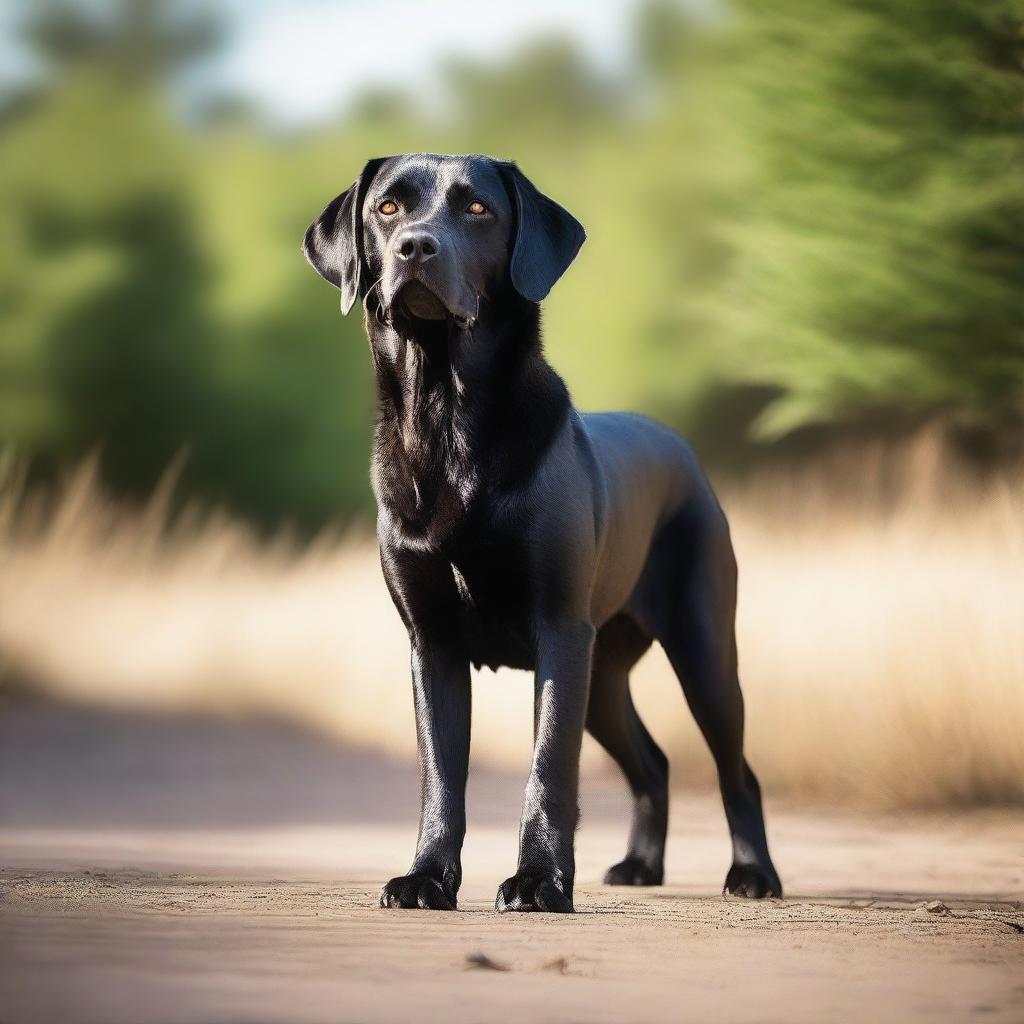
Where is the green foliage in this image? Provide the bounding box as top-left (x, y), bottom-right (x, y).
top-left (23, 0), bottom-right (221, 83)
top-left (0, 76), bottom-right (210, 485)
top-left (697, 0), bottom-right (1024, 439)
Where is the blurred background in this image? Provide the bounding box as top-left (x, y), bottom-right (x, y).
top-left (1, 0), bottom-right (1022, 813)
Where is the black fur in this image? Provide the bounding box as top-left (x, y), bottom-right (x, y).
top-left (303, 153), bottom-right (781, 913)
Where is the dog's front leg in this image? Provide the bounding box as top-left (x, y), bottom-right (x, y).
top-left (496, 621), bottom-right (595, 914)
top-left (380, 636), bottom-right (471, 911)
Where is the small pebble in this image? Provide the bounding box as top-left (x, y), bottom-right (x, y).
top-left (465, 952), bottom-right (511, 972)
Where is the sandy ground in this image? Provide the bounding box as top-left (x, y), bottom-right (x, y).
top-left (1, 700), bottom-right (1022, 1024)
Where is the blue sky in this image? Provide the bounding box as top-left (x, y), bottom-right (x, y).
top-left (0, 0), bottom-right (653, 125)
top-left (203, 0), bottom-right (644, 124)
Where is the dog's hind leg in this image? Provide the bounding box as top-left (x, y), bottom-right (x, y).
top-left (644, 502), bottom-right (782, 899)
top-left (586, 614), bottom-right (668, 886)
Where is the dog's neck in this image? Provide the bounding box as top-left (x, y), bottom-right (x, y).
top-left (367, 292), bottom-right (569, 542)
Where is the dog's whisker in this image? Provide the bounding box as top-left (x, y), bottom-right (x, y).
top-left (366, 278), bottom-right (394, 328)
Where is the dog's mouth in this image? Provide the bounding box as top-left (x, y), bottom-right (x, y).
top-left (383, 277), bottom-right (477, 331)
top-left (396, 280), bottom-right (449, 322)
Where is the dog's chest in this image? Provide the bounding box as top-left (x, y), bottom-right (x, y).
top-left (449, 542), bottom-right (536, 672)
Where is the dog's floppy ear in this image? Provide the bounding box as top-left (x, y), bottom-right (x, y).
top-left (303, 157), bottom-right (388, 314)
top-left (498, 162), bottom-right (586, 302)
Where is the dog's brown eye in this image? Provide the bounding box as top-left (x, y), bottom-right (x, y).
top-left (378, 200), bottom-right (398, 216)
top-left (467, 201), bottom-right (487, 215)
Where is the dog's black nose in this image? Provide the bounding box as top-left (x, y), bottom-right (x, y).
top-left (394, 228), bottom-right (440, 263)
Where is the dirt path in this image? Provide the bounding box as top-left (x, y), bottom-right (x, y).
top-left (1, 701), bottom-right (1022, 1023)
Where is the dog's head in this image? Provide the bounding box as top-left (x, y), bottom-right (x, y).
top-left (303, 154), bottom-right (585, 329)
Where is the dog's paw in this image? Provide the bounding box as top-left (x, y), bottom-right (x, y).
top-left (723, 862), bottom-right (782, 899)
top-left (603, 857), bottom-right (663, 887)
top-left (495, 873), bottom-right (573, 914)
top-left (380, 872), bottom-right (457, 910)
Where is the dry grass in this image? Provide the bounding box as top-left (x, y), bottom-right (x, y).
top-left (1, 439), bottom-right (1022, 809)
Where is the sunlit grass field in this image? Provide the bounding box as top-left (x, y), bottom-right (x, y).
top-left (1, 439), bottom-right (1021, 809)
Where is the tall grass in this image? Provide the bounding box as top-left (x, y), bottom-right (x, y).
top-left (1, 439), bottom-right (1022, 808)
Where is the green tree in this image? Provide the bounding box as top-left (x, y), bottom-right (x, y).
top-left (21, 0), bottom-right (221, 84)
top-left (1, 0), bottom-right (220, 494)
top-left (701, 0), bottom-right (1024, 442)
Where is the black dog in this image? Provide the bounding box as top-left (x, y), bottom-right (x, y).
top-left (303, 154), bottom-right (781, 913)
